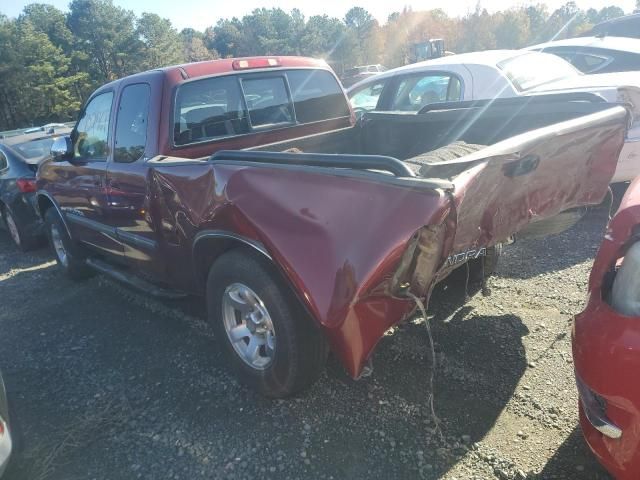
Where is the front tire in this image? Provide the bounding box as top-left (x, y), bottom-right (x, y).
top-left (206, 249), bottom-right (328, 398)
top-left (44, 208), bottom-right (93, 280)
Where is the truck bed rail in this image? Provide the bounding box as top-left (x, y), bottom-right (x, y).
top-left (209, 150), bottom-right (416, 177)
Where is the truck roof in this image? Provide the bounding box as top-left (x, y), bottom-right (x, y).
top-left (99, 56), bottom-right (332, 91)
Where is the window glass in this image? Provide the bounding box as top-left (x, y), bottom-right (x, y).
top-left (349, 81), bottom-right (385, 113)
top-left (174, 76), bottom-right (249, 146)
top-left (287, 70), bottom-right (350, 123)
top-left (12, 138), bottom-right (55, 162)
top-left (114, 84), bottom-right (150, 163)
top-left (0, 151), bottom-right (7, 170)
top-left (242, 76), bottom-right (294, 128)
top-left (391, 74), bottom-right (462, 111)
top-left (573, 53), bottom-right (610, 73)
top-left (74, 92), bottom-right (113, 161)
top-left (497, 53), bottom-right (579, 92)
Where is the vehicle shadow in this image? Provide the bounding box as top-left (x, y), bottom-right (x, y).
top-left (497, 206), bottom-right (609, 281)
top-left (537, 427), bottom-right (612, 479)
top-left (318, 272), bottom-right (530, 478)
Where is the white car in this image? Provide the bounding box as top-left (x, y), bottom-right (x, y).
top-left (348, 50), bottom-right (640, 183)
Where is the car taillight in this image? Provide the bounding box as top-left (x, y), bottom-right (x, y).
top-left (16, 178), bottom-right (37, 193)
top-left (611, 241), bottom-right (640, 316)
top-left (232, 58), bottom-right (280, 70)
top-left (0, 419), bottom-right (4, 436)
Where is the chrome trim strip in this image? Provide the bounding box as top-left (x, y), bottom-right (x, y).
top-left (192, 230), bottom-right (272, 260)
top-left (576, 376), bottom-right (623, 439)
top-left (66, 215), bottom-right (157, 252)
top-left (116, 229), bottom-right (157, 251)
top-left (582, 399), bottom-right (623, 439)
top-left (66, 213), bottom-right (116, 236)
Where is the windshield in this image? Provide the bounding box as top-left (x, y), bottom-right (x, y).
top-left (12, 137), bottom-right (56, 162)
top-left (497, 53), bottom-right (580, 92)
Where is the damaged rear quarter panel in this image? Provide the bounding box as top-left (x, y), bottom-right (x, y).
top-left (150, 163), bottom-right (452, 378)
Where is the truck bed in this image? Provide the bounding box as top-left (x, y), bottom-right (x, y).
top-left (146, 95), bottom-right (627, 378)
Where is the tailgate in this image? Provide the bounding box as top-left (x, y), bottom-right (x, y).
top-left (440, 106), bottom-right (627, 258)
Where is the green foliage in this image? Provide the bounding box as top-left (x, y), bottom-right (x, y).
top-left (137, 12), bottom-right (185, 69)
top-left (0, 1), bottom-right (633, 130)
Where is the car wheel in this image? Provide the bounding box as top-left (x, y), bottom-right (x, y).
top-left (206, 249), bottom-right (329, 398)
top-left (1, 206), bottom-right (36, 252)
top-left (44, 208), bottom-right (93, 280)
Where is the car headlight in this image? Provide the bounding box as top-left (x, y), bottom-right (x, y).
top-left (611, 241), bottom-right (640, 316)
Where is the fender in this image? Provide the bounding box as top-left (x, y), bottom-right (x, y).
top-left (35, 190), bottom-right (71, 238)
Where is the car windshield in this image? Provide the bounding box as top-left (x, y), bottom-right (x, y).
top-left (497, 53), bottom-right (580, 91)
top-left (12, 137), bottom-right (56, 162)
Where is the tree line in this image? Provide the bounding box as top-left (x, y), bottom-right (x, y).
top-left (0, 0), bottom-right (634, 130)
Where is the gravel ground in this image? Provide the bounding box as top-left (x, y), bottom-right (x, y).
top-left (0, 207), bottom-right (615, 480)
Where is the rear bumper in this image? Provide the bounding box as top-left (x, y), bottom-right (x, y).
top-left (573, 300), bottom-right (640, 479)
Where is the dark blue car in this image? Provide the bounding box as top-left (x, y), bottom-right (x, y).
top-left (0, 130), bottom-right (70, 250)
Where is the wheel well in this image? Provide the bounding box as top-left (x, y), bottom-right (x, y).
top-left (192, 236), bottom-right (273, 292)
top-left (37, 195), bottom-right (54, 219)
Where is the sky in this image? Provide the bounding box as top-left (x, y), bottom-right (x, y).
top-left (1, 0), bottom-right (637, 31)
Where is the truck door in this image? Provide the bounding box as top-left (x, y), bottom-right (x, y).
top-left (57, 91), bottom-right (124, 256)
top-left (104, 81), bottom-right (166, 280)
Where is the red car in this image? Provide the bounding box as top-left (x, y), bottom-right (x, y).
top-left (573, 177), bottom-right (640, 479)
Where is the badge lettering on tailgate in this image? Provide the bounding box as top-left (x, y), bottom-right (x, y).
top-left (445, 247), bottom-right (486, 267)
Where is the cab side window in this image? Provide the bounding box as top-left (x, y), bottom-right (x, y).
top-left (114, 84), bottom-right (150, 163)
top-left (391, 74), bottom-right (462, 111)
top-left (74, 92), bottom-right (113, 162)
top-left (349, 81), bottom-right (386, 114)
top-left (0, 151), bottom-right (7, 171)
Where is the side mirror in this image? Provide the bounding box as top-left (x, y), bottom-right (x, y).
top-left (51, 135), bottom-right (72, 162)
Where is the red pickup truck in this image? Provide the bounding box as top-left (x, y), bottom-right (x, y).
top-left (37, 56), bottom-right (629, 397)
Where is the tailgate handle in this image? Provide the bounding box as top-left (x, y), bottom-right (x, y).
top-left (503, 154), bottom-right (540, 178)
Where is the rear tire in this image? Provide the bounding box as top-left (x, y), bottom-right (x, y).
top-left (44, 208), bottom-right (93, 281)
top-left (1, 205), bottom-right (37, 252)
top-left (206, 249), bottom-right (328, 398)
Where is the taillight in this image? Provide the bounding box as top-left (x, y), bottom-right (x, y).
top-left (16, 178), bottom-right (37, 193)
top-left (0, 419), bottom-right (4, 436)
top-left (232, 58), bottom-right (280, 70)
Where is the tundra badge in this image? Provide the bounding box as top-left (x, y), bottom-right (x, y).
top-left (445, 248), bottom-right (486, 267)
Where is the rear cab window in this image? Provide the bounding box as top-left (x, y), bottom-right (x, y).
top-left (173, 69), bottom-right (350, 146)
